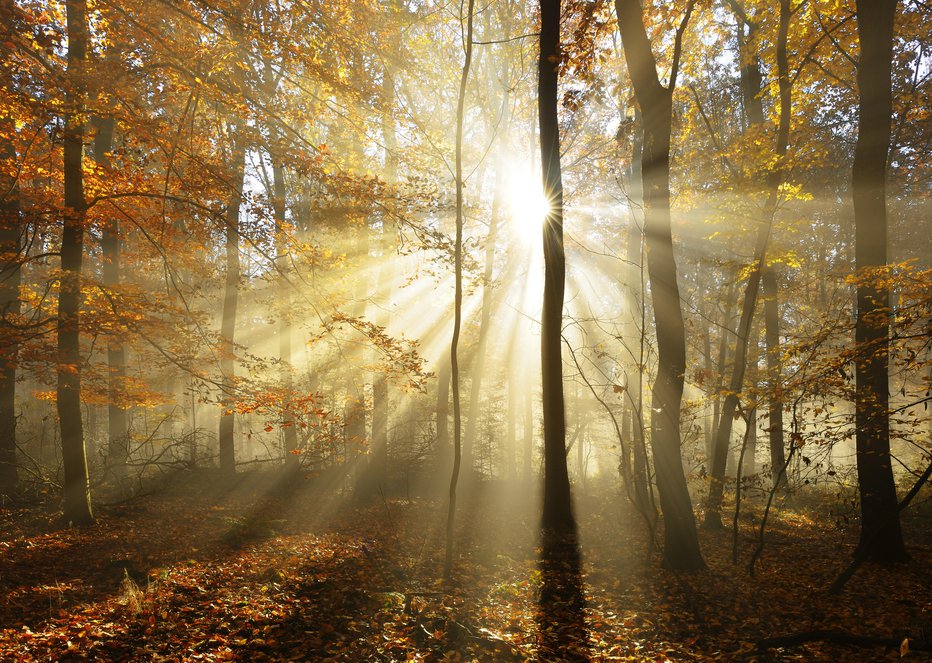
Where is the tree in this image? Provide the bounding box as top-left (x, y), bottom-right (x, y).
top-left (539, 0), bottom-right (574, 533)
top-left (445, 0), bottom-right (475, 579)
top-left (615, 0), bottom-right (704, 570)
top-left (705, 0), bottom-right (791, 528)
top-left (851, 0), bottom-right (907, 563)
top-left (59, 0), bottom-right (94, 525)
top-left (0, 123), bottom-right (22, 496)
top-left (92, 115), bottom-right (129, 484)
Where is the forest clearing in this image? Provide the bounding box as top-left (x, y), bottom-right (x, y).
top-left (0, 0), bottom-right (930, 660)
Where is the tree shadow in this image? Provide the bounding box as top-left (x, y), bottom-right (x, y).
top-left (537, 526), bottom-right (590, 661)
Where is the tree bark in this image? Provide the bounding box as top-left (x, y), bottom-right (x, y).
top-left (0, 125), bottom-right (22, 496)
top-left (852, 0), bottom-right (906, 562)
top-left (539, 0), bottom-right (574, 533)
top-left (59, 0), bottom-right (94, 525)
top-left (616, 0), bottom-right (704, 570)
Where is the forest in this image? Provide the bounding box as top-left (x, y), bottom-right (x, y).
top-left (0, 0), bottom-right (930, 660)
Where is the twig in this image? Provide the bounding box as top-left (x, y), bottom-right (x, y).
top-left (757, 630), bottom-right (929, 652)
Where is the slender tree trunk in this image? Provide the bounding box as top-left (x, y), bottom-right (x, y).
top-left (218, 141), bottom-right (246, 477)
top-left (445, 0), bottom-right (475, 580)
top-left (539, 0), bottom-right (574, 533)
top-left (91, 117), bottom-right (129, 483)
top-left (506, 369), bottom-right (517, 480)
top-left (624, 119), bottom-right (651, 516)
top-left (852, 0), bottom-right (906, 563)
top-left (761, 265), bottom-right (785, 486)
top-left (271, 152), bottom-right (299, 470)
top-left (524, 387), bottom-right (533, 482)
top-left (617, 0), bottom-right (703, 569)
top-left (59, 0), bottom-right (93, 525)
top-left (435, 355), bottom-right (451, 475)
top-left (0, 126), bottom-right (22, 496)
top-left (705, 0), bottom-right (791, 529)
top-left (463, 173), bottom-right (501, 478)
top-left (369, 61), bottom-right (399, 490)
top-left (733, 3), bottom-right (787, 491)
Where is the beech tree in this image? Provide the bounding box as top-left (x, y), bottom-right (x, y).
top-left (59, 0), bottom-right (93, 525)
top-left (615, 0), bottom-right (704, 570)
top-left (851, 0), bottom-right (907, 563)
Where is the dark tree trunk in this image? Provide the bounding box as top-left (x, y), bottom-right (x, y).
top-left (852, 0), bottom-right (906, 563)
top-left (218, 142), bottom-right (246, 477)
top-left (59, 0), bottom-right (94, 525)
top-left (539, 0), bottom-right (574, 533)
top-left (616, 0), bottom-right (703, 570)
top-left (0, 125), bottom-right (22, 496)
top-left (92, 116), bottom-right (129, 483)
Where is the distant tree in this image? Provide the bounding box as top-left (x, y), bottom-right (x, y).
top-left (705, 0), bottom-right (791, 529)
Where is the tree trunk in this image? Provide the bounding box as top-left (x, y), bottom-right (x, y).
top-left (625, 119), bottom-right (651, 516)
top-left (524, 387), bottom-right (533, 482)
top-left (271, 152), bottom-right (299, 470)
top-left (733, 2), bottom-right (787, 492)
top-left (0, 125), bottom-right (22, 496)
top-left (705, 0), bottom-right (791, 529)
top-left (539, 0), bottom-right (574, 533)
top-left (852, 0), bottom-right (906, 563)
top-left (218, 141), bottom-right (246, 477)
top-left (617, 0), bottom-right (703, 569)
top-left (761, 265), bottom-right (785, 487)
top-left (463, 170), bottom-right (502, 479)
top-left (435, 354), bottom-right (451, 475)
top-left (445, 0), bottom-right (475, 579)
top-left (92, 116), bottom-right (129, 483)
top-left (59, 0), bottom-right (94, 525)
top-left (369, 60), bottom-right (399, 490)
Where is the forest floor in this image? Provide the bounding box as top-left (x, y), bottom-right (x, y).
top-left (0, 469), bottom-right (930, 662)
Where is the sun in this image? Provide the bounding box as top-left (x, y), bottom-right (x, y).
top-left (503, 166), bottom-right (551, 239)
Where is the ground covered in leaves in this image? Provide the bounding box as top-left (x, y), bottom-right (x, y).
top-left (1, 470), bottom-right (930, 661)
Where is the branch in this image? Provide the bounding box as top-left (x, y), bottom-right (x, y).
top-left (758, 630), bottom-right (929, 653)
top-left (828, 456), bottom-right (932, 594)
top-left (669, 0), bottom-right (696, 90)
